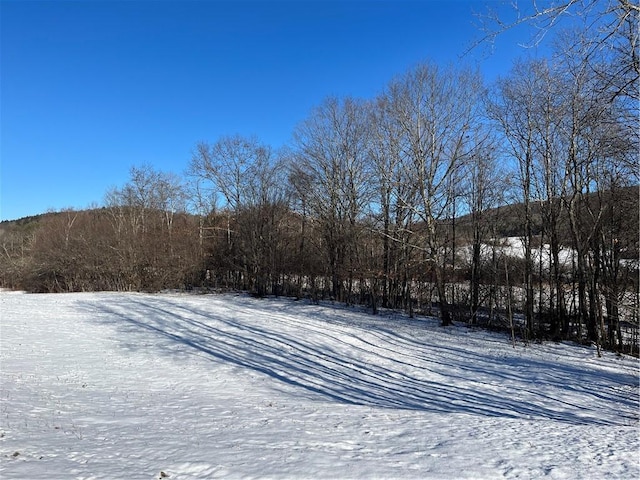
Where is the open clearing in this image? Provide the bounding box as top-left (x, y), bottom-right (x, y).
top-left (1, 291), bottom-right (638, 479)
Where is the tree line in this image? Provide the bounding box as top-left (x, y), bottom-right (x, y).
top-left (1, 4), bottom-right (638, 354)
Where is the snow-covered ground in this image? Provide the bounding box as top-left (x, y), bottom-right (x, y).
top-left (1, 291), bottom-right (638, 479)
top-left (459, 237), bottom-right (576, 271)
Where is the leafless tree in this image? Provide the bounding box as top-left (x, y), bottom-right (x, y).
top-left (487, 59), bottom-right (547, 338)
top-left (475, 0), bottom-right (639, 100)
top-left (190, 135), bottom-right (291, 295)
top-left (523, 59), bottom-right (571, 338)
top-left (290, 96), bottom-right (373, 303)
top-left (103, 165), bottom-right (195, 291)
top-left (384, 62), bottom-right (483, 325)
top-left (460, 135), bottom-right (505, 325)
top-left (368, 94), bottom-right (419, 310)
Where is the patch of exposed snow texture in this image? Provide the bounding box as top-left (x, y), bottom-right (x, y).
top-left (1, 291), bottom-right (638, 479)
top-left (459, 237), bottom-right (576, 271)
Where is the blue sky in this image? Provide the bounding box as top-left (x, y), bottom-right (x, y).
top-left (1, 0), bottom-right (542, 221)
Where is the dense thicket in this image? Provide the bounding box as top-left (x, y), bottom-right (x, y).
top-left (2, 5), bottom-right (638, 354)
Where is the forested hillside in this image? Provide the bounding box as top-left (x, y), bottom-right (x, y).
top-left (1, 1), bottom-right (638, 355)
top-left (1, 178), bottom-right (637, 356)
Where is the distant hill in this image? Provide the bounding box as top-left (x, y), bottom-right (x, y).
top-left (2, 185), bottom-right (637, 255)
top-left (454, 185), bottom-right (639, 257)
top-left (0, 212), bottom-right (57, 238)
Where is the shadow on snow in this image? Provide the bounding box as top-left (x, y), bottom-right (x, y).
top-left (80, 294), bottom-right (638, 427)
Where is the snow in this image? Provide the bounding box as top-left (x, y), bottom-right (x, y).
top-left (459, 237), bottom-right (576, 271)
top-left (1, 290), bottom-right (638, 480)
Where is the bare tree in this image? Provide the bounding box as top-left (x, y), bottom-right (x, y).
top-left (476, 0), bottom-right (639, 100)
top-left (384, 62), bottom-right (483, 326)
top-left (368, 94), bottom-right (419, 310)
top-left (290, 96), bottom-right (373, 303)
top-left (461, 135), bottom-right (505, 325)
top-left (487, 59), bottom-right (549, 339)
top-left (104, 165), bottom-right (195, 291)
top-left (190, 135), bottom-right (290, 295)
top-left (523, 59), bottom-right (571, 338)
top-left (0, 220), bottom-right (37, 290)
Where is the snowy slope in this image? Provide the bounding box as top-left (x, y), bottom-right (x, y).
top-left (1, 291), bottom-right (638, 479)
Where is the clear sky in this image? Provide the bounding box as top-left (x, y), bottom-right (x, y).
top-left (1, 0), bottom-right (542, 221)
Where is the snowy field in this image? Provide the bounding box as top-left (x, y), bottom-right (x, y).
top-left (1, 291), bottom-right (638, 480)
